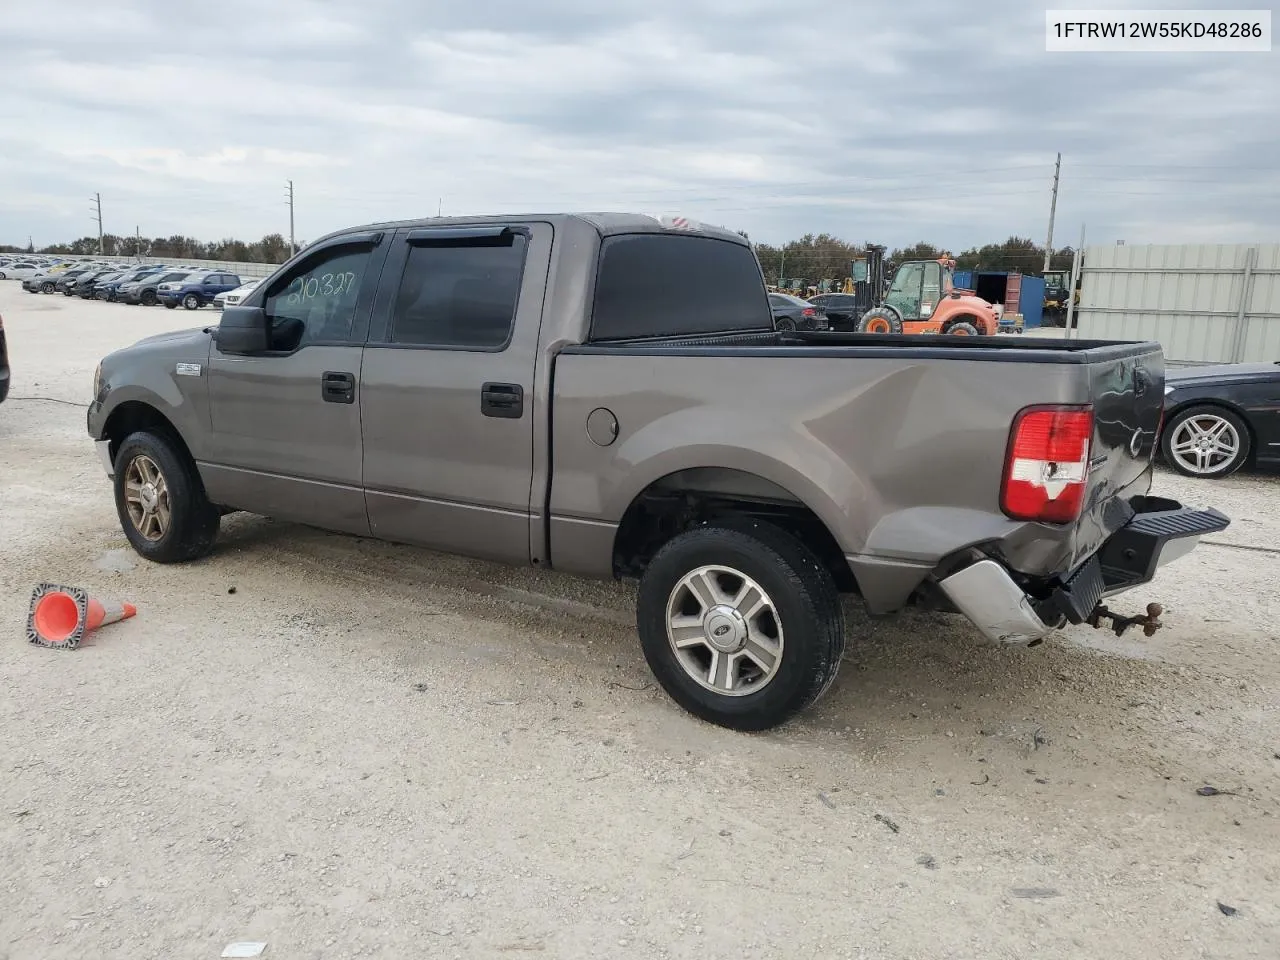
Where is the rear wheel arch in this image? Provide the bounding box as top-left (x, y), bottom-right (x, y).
top-left (610, 466), bottom-right (858, 593)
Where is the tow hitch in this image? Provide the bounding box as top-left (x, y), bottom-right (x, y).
top-left (1086, 602), bottom-right (1164, 638)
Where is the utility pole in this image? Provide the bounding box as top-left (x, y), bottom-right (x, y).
top-left (136, 225), bottom-right (142, 260)
top-left (285, 180), bottom-right (296, 255)
top-left (1064, 223), bottom-right (1085, 339)
top-left (91, 192), bottom-right (104, 254)
top-left (437, 197), bottom-right (442, 217)
top-left (1043, 153), bottom-right (1061, 274)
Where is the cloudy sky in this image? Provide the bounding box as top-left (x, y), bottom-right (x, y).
top-left (2, 0), bottom-right (1276, 251)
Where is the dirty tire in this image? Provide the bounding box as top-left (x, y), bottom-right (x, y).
top-left (113, 431), bottom-right (221, 563)
top-left (1160, 404), bottom-right (1251, 480)
top-left (637, 521), bottom-right (845, 732)
top-left (857, 307), bottom-right (902, 334)
top-left (946, 320), bottom-right (980, 336)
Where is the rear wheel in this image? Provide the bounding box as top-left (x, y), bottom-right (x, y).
top-left (113, 431), bottom-right (221, 563)
top-left (1161, 405), bottom-right (1251, 479)
top-left (775, 317), bottom-right (796, 332)
top-left (857, 307), bottom-right (902, 334)
top-left (946, 320), bottom-right (980, 336)
top-left (636, 521), bottom-right (845, 731)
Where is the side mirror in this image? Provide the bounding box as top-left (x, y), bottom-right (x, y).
top-left (214, 306), bottom-right (269, 355)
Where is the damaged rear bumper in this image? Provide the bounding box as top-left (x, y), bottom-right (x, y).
top-left (938, 496), bottom-right (1229, 645)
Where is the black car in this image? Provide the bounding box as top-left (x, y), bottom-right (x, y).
top-left (0, 310), bottom-right (8, 404)
top-left (1160, 361), bottom-right (1280, 479)
top-left (806, 293), bottom-right (862, 330)
top-left (78, 270), bottom-right (126, 299)
top-left (768, 293), bottom-right (828, 332)
top-left (55, 268), bottom-right (101, 295)
top-left (71, 269), bottom-right (120, 298)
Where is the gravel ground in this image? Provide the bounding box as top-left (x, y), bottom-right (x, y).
top-left (2, 283), bottom-right (1278, 960)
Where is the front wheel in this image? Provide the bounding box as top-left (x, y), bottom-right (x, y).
top-left (857, 307), bottom-right (903, 334)
top-left (41, 281), bottom-right (55, 294)
top-left (163, 301), bottom-right (177, 309)
top-left (182, 294), bottom-right (200, 310)
top-left (946, 321), bottom-right (980, 336)
top-left (1160, 405), bottom-right (1251, 479)
top-left (636, 521), bottom-right (845, 731)
top-left (141, 290), bottom-right (157, 306)
top-left (113, 431), bottom-right (221, 563)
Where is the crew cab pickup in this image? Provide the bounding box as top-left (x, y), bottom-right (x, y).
top-left (88, 214), bottom-right (1229, 730)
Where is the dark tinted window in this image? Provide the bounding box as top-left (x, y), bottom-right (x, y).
top-left (590, 234), bottom-right (770, 341)
top-left (389, 234), bottom-right (528, 349)
top-left (261, 246), bottom-right (372, 349)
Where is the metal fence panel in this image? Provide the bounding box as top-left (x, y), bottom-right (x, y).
top-left (1075, 243), bottom-right (1280, 364)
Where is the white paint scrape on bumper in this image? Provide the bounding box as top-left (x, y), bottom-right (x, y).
top-left (96, 440), bottom-right (114, 478)
top-left (938, 559), bottom-right (1052, 646)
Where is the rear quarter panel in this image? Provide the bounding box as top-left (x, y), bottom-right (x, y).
top-left (547, 350), bottom-right (1102, 582)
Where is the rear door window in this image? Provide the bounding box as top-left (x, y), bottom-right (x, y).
top-left (388, 233), bottom-right (528, 350)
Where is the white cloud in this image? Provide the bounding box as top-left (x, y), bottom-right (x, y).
top-left (1, 0), bottom-right (1277, 250)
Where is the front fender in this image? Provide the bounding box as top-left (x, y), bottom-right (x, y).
top-left (89, 333), bottom-right (213, 456)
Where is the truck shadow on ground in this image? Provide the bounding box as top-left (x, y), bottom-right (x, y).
top-left (213, 512), bottom-right (1197, 758)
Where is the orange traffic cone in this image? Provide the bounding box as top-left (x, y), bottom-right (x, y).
top-left (26, 583), bottom-right (137, 649)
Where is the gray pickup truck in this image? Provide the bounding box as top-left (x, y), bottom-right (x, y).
top-left (89, 214), bottom-right (1229, 730)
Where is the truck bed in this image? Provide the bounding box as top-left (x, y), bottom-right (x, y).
top-left (549, 331), bottom-right (1166, 615)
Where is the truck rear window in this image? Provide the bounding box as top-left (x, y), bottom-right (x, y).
top-left (589, 233), bottom-right (772, 341)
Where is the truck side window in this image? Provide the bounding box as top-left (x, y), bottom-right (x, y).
top-left (389, 234), bottom-right (528, 349)
top-left (590, 234), bottom-right (771, 341)
top-left (262, 247), bottom-right (372, 350)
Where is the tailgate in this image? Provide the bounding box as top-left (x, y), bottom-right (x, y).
top-left (1075, 344), bottom-right (1166, 559)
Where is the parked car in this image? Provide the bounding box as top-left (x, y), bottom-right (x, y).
top-left (119, 270), bottom-right (198, 306)
top-left (806, 293), bottom-right (863, 330)
top-left (212, 277), bottom-right (263, 310)
top-left (64, 268), bottom-right (119, 297)
top-left (1159, 361), bottom-right (1280, 478)
top-left (31, 267), bottom-right (93, 295)
top-left (768, 292), bottom-right (828, 331)
top-left (0, 261), bottom-right (42, 280)
top-left (97, 265), bottom-right (166, 301)
top-left (158, 272), bottom-right (243, 310)
top-left (88, 213), bottom-right (1227, 731)
top-left (77, 270), bottom-right (126, 299)
top-left (0, 310), bottom-right (8, 405)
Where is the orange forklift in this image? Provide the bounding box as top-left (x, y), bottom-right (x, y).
top-left (851, 246), bottom-right (1000, 336)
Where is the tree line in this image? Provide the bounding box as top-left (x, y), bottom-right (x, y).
top-left (1, 233), bottom-right (296, 264)
top-left (5, 230), bottom-right (1074, 281)
top-left (741, 233), bottom-right (1078, 285)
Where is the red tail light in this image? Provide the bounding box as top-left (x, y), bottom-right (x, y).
top-left (802, 307), bottom-right (816, 316)
top-left (1001, 405), bottom-right (1094, 524)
